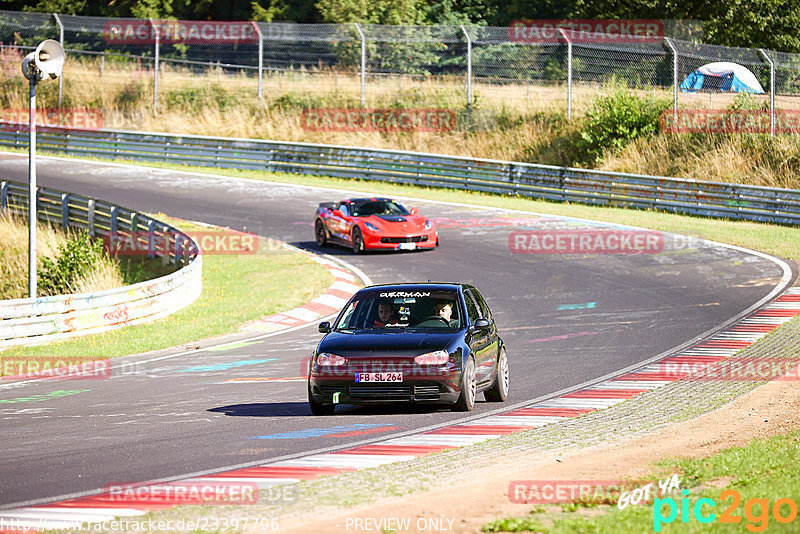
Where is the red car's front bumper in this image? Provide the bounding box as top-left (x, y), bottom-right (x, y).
top-left (361, 229), bottom-right (438, 251)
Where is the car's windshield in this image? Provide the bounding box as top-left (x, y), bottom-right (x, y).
top-left (335, 289), bottom-right (462, 331)
top-left (351, 200), bottom-right (409, 217)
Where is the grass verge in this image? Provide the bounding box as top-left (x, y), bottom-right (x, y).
top-left (483, 429), bottom-right (800, 533)
top-left (0, 215), bottom-right (334, 363)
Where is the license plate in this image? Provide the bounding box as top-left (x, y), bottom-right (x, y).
top-left (398, 242), bottom-right (416, 251)
top-left (355, 372), bottom-right (403, 382)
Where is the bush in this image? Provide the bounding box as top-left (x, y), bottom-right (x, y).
top-left (38, 231), bottom-right (107, 296)
top-left (579, 85), bottom-right (671, 164)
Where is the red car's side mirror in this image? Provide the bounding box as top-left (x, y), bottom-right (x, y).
top-left (410, 207), bottom-right (419, 215)
top-left (332, 209), bottom-right (344, 217)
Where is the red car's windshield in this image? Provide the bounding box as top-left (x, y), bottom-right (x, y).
top-left (351, 200), bottom-right (409, 217)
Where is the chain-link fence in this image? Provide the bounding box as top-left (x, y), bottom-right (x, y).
top-left (2, 9), bottom-right (800, 128)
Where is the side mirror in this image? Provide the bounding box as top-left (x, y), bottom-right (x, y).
top-left (471, 318), bottom-right (491, 333)
top-left (318, 321), bottom-right (331, 334)
top-left (410, 207), bottom-right (419, 215)
top-left (332, 210), bottom-right (344, 218)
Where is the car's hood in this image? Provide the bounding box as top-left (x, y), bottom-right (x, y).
top-left (319, 330), bottom-right (457, 357)
top-left (360, 214), bottom-right (429, 231)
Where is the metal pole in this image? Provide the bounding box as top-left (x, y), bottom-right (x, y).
top-left (28, 78), bottom-right (37, 298)
top-left (254, 22), bottom-right (263, 101)
top-left (53, 14), bottom-right (64, 106)
top-left (151, 18), bottom-right (159, 114)
top-left (558, 28), bottom-right (572, 120)
top-left (354, 23), bottom-right (366, 107)
top-left (759, 48), bottom-right (775, 137)
top-left (663, 37), bottom-right (678, 123)
top-left (460, 25), bottom-right (472, 109)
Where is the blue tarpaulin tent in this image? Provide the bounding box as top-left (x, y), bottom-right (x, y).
top-left (680, 62), bottom-right (765, 94)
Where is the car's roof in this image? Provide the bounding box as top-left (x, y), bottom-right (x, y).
top-left (344, 197), bottom-right (394, 204)
top-left (358, 282), bottom-right (464, 293)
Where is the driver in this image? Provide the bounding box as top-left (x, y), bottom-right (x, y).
top-left (434, 300), bottom-right (458, 326)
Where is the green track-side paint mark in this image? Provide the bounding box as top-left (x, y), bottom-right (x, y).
top-left (0, 389), bottom-right (90, 404)
top-left (205, 341), bottom-right (262, 352)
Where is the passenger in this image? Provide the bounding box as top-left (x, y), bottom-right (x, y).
top-left (373, 300), bottom-right (397, 327)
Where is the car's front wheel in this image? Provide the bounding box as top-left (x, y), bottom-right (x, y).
top-left (351, 226), bottom-right (365, 254)
top-left (308, 383), bottom-right (335, 415)
top-left (315, 220), bottom-right (328, 247)
top-left (484, 348), bottom-right (509, 402)
top-left (452, 357), bottom-right (476, 412)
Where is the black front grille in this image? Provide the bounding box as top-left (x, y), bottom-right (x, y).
top-left (413, 385), bottom-right (440, 399)
top-left (349, 384), bottom-right (412, 398)
top-left (380, 236), bottom-right (428, 244)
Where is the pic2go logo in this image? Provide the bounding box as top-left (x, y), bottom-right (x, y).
top-left (654, 489), bottom-right (799, 532)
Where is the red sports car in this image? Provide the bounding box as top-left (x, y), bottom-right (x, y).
top-left (314, 198), bottom-right (438, 253)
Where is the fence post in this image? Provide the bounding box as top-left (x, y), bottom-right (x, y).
top-left (253, 22), bottom-right (263, 101)
top-left (53, 13), bottom-right (64, 106)
top-left (150, 18), bottom-right (159, 114)
top-left (663, 37), bottom-right (678, 123)
top-left (354, 23), bottom-right (366, 107)
top-left (87, 198), bottom-right (95, 237)
top-left (758, 48), bottom-right (775, 137)
top-left (110, 205), bottom-right (118, 235)
top-left (460, 25), bottom-right (472, 109)
top-left (1, 181), bottom-right (7, 210)
top-left (61, 193), bottom-right (69, 228)
top-left (558, 28), bottom-right (572, 120)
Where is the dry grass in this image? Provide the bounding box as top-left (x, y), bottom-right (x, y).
top-left (0, 210), bottom-right (124, 299)
top-left (5, 50), bottom-right (800, 188)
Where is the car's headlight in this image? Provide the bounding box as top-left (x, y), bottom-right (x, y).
top-left (424, 219), bottom-right (432, 230)
top-left (316, 352), bottom-right (347, 366)
top-left (414, 349), bottom-right (449, 365)
top-left (364, 222), bottom-right (379, 232)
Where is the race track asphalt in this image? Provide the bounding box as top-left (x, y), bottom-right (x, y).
top-left (0, 154), bottom-right (792, 507)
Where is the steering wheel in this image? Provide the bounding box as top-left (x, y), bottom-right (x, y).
top-left (418, 315), bottom-right (451, 326)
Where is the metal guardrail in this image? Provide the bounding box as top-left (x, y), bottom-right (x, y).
top-left (0, 124), bottom-right (798, 226)
top-left (0, 179), bottom-right (202, 348)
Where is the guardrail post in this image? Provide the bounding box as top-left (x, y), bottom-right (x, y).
top-left (354, 23), bottom-right (366, 108)
top-left (147, 219), bottom-right (156, 259)
top-left (254, 22), bottom-right (263, 101)
top-left (460, 25), bottom-right (472, 109)
top-left (87, 198), bottom-right (95, 237)
top-left (558, 28), bottom-right (572, 120)
top-left (663, 37), bottom-right (678, 123)
top-left (130, 212), bottom-right (138, 234)
top-left (60, 193), bottom-right (69, 228)
top-left (161, 224), bottom-right (170, 265)
top-left (175, 233), bottom-right (184, 263)
top-left (1, 181), bottom-right (7, 210)
top-left (150, 18), bottom-right (159, 115)
top-left (758, 48), bottom-right (775, 137)
top-left (110, 205), bottom-right (118, 235)
top-left (53, 13), bottom-right (64, 106)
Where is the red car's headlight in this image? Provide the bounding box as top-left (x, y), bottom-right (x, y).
top-left (414, 350), bottom-right (449, 365)
top-left (364, 222), bottom-right (380, 232)
top-left (316, 353), bottom-right (347, 366)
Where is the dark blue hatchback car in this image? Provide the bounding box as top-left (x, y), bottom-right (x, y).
top-left (307, 283), bottom-right (508, 415)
